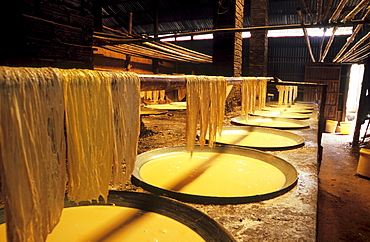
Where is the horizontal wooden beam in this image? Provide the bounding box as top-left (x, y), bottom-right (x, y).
top-left (138, 75), bottom-right (329, 91)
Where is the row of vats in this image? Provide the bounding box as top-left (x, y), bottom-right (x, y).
top-left (134, 93), bottom-right (320, 241)
top-left (134, 97), bottom-right (317, 203)
top-left (0, 69), bottom-right (322, 241)
top-left (130, 79), bottom-right (321, 240)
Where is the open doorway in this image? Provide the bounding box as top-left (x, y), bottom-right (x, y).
top-left (346, 64), bottom-right (365, 122)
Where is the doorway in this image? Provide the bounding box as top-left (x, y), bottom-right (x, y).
top-left (345, 64), bottom-right (365, 122)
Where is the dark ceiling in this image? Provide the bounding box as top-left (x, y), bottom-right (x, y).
top-left (101, 0), bottom-right (368, 36)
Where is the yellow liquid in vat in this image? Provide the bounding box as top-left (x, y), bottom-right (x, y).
top-left (214, 130), bottom-right (298, 147)
top-left (0, 206), bottom-right (205, 242)
top-left (140, 152), bottom-right (286, 197)
top-left (245, 118), bottom-right (303, 128)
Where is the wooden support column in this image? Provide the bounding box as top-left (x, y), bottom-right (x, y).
top-left (152, 4), bottom-right (159, 74)
top-left (125, 12), bottom-right (133, 71)
top-left (249, 0), bottom-right (268, 76)
top-left (212, 0), bottom-right (244, 77)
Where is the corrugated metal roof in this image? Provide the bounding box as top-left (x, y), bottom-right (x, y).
top-left (99, 0), bottom-right (369, 63)
top-left (102, 0), bottom-right (366, 35)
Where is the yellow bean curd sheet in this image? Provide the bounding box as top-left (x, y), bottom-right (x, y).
top-left (208, 127), bottom-right (305, 149)
top-left (0, 206), bottom-right (205, 242)
top-left (231, 116), bottom-right (309, 129)
top-left (139, 152), bottom-right (286, 197)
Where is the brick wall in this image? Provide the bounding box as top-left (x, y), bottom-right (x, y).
top-left (213, 0), bottom-right (244, 77)
top-left (234, 0), bottom-right (244, 77)
top-left (1, 0), bottom-right (94, 68)
top-left (249, 0), bottom-right (268, 76)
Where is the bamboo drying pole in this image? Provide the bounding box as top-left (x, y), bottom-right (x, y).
top-left (341, 0), bottom-right (370, 23)
top-left (341, 43), bottom-right (370, 62)
top-left (297, 8), bottom-right (316, 62)
top-left (332, 8), bottom-right (370, 62)
top-left (319, 26), bottom-right (338, 62)
top-left (93, 20), bottom-right (367, 46)
top-left (143, 42), bottom-right (212, 63)
top-left (317, 0), bottom-right (324, 23)
top-left (163, 41), bottom-right (212, 60)
top-left (332, 25), bottom-right (365, 62)
top-left (301, 0), bottom-right (314, 24)
top-left (322, 0), bottom-right (335, 23)
top-left (102, 43), bottom-right (211, 63)
top-left (335, 31), bottom-right (370, 62)
top-left (101, 45), bottom-right (195, 63)
top-left (151, 20), bottom-right (366, 40)
top-left (139, 75), bottom-right (324, 91)
top-left (102, 25), bottom-right (141, 39)
top-left (328, 0), bottom-right (350, 23)
top-left (138, 75), bottom-right (274, 91)
top-left (318, 27), bottom-right (327, 61)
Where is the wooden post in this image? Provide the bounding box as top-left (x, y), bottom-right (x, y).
top-left (297, 8), bottom-right (316, 62)
top-left (125, 12), bottom-right (133, 71)
top-left (152, 4), bottom-right (159, 74)
top-left (249, 0), bottom-right (269, 76)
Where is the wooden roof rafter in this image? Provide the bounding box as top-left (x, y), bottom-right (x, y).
top-left (93, 26), bottom-right (212, 64)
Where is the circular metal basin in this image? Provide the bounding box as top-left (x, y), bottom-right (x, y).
top-left (251, 110), bottom-right (311, 120)
top-left (269, 104), bottom-right (315, 110)
top-left (132, 146), bottom-right (298, 204)
top-left (210, 126), bottom-right (305, 150)
top-left (0, 191), bottom-right (236, 242)
top-left (231, 116), bottom-right (310, 130)
top-left (262, 107), bottom-right (312, 114)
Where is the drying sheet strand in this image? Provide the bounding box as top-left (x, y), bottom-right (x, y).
top-left (108, 71), bottom-right (140, 189)
top-left (186, 76), bottom-right (226, 153)
top-left (62, 69), bottom-right (114, 204)
top-left (241, 77), bottom-right (268, 120)
top-left (0, 67), bottom-right (66, 242)
top-left (277, 85), bottom-right (298, 105)
top-left (186, 76), bottom-right (201, 151)
top-left (63, 69), bottom-right (141, 201)
top-left (140, 90), bottom-right (166, 103)
top-left (0, 67), bottom-right (141, 242)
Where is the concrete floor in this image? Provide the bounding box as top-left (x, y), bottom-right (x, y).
top-left (317, 132), bottom-right (370, 241)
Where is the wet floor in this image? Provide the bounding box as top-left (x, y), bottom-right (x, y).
top-left (317, 132), bottom-right (370, 242)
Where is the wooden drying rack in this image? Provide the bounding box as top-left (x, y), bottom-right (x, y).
top-left (138, 74), bottom-right (328, 169)
top-left (139, 75), bottom-right (273, 91)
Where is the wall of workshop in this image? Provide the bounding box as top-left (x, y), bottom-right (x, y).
top-left (0, 0), bottom-right (94, 69)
